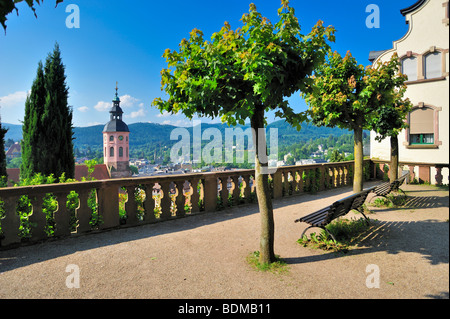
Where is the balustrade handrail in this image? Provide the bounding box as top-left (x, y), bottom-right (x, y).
top-left (0, 159), bottom-right (446, 249)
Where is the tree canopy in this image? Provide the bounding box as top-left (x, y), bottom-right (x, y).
top-left (152, 0), bottom-right (335, 129)
top-left (0, 0), bottom-right (63, 32)
top-left (152, 0), bottom-right (335, 265)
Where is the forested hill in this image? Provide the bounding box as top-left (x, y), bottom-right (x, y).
top-left (3, 120), bottom-right (359, 159)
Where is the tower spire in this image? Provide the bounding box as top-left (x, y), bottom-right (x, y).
top-left (115, 81), bottom-right (118, 98)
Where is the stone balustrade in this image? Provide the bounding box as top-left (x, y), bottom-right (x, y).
top-left (0, 159), bottom-right (398, 249)
top-left (372, 159), bottom-right (449, 185)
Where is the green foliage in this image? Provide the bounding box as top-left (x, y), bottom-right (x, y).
top-left (302, 168), bottom-right (321, 193)
top-left (21, 43), bottom-right (75, 181)
top-left (0, 120), bottom-right (7, 178)
top-left (297, 217), bottom-right (373, 252)
top-left (152, 1), bottom-right (334, 129)
top-left (329, 149), bottom-right (345, 162)
top-left (0, 0), bottom-right (64, 32)
top-left (368, 54), bottom-right (412, 141)
top-left (246, 251), bottom-right (288, 274)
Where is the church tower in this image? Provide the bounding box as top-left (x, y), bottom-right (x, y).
top-left (103, 83), bottom-right (131, 178)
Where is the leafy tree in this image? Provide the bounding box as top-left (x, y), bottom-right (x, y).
top-left (369, 54), bottom-right (412, 182)
top-left (329, 149), bottom-right (344, 162)
top-left (303, 50), bottom-right (381, 193)
top-left (1, 0), bottom-right (63, 32)
top-left (21, 43), bottom-right (74, 180)
top-left (152, 1), bottom-right (335, 264)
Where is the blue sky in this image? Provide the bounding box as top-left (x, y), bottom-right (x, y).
top-left (0, 0), bottom-right (414, 127)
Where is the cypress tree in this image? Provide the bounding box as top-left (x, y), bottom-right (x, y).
top-left (0, 114), bottom-right (8, 182)
top-left (21, 61), bottom-right (46, 180)
top-left (21, 43), bottom-right (74, 180)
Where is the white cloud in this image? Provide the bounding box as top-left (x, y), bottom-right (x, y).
top-left (94, 101), bottom-right (111, 112)
top-left (77, 106), bottom-right (89, 112)
top-left (129, 108), bottom-right (146, 118)
top-left (157, 111), bottom-right (171, 118)
top-left (120, 94), bottom-right (139, 108)
top-left (0, 91), bottom-right (28, 108)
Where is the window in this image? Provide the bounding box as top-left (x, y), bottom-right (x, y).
top-left (401, 56), bottom-right (417, 81)
top-left (410, 134), bottom-right (434, 145)
top-left (109, 135), bottom-right (114, 141)
top-left (409, 107), bottom-right (434, 145)
top-left (110, 147), bottom-right (114, 157)
top-left (119, 135), bottom-right (123, 141)
top-left (119, 147), bottom-right (123, 157)
top-left (424, 52), bottom-right (442, 79)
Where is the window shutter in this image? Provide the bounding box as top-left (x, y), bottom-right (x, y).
top-left (402, 57), bottom-right (417, 81)
top-left (424, 52), bottom-right (442, 79)
top-left (409, 107), bottom-right (434, 134)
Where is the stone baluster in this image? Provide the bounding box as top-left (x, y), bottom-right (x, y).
top-left (98, 185), bottom-right (120, 230)
top-left (29, 194), bottom-right (47, 241)
top-left (159, 181), bottom-right (172, 220)
top-left (283, 171), bottom-right (291, 196)
top-left (77, 189), bottom-right (93, 233)
top-left (435, 167), bottom-right (443, 186)
top-left (190, 178), bottom-right (201, 213)
top-left (54, 192), bottom-right (72, 237)
top-left (230, 175), bottom-right (240, 205)
top-left (297, 169), bottom-right (304, 193)
top-left (408, 165), bottom-right (416, 184)
top-left (124, 186), bottom-right (139, 226)
top-left (143, 183), bottom-right (157, 223)
top-left (0, 195), bottom-right (21, 246)
top-left (242, 175), bottom-right (251, 203)
top-left (174, 180), bottom-right (186, 218)
top-left (219, 177), bottom-right (229, 207)
top-left (203, 174), bottom-right (217, 213)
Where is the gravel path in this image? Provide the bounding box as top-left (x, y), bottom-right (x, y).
top-left (0, 183), bottom-right (448, 299)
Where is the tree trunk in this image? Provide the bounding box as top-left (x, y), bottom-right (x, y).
top-left (390, 135), bottom-right (399, 183)
top-left (353, 125), bottom-right (364, 193)
top-left (251, 108), bottom-right (276, 265)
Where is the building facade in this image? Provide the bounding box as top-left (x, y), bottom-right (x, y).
top-left (369, 0), bottom-right (449, 184)
top-left (103, 85), bottom-right (131, 178)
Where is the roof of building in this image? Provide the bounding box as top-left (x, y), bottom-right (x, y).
top-left (103, 119), bottom-right (130, 132)
top-left (368, 50), bottom-right (388, 63)
top-left (400, 0), bottom-right (427, 16)
top-left (5, 142), bottom-right (21, 156)
top-left (74, 164), bottom-right (110, 181)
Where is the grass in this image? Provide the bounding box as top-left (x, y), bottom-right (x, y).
top-left (297, 217), bottom-right (375, 253)
top-left (246, 251), bottom-right (289, 274)
top-left (370, 193), bottom-right (407, 208)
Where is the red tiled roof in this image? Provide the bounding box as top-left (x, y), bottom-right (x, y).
top-left (74, 164), bottom-right (110, 181)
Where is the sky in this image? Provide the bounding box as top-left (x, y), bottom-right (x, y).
top-left (0, 0), bottom-right (415, 128)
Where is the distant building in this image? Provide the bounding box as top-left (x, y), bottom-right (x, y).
top-left (5, 142), bottom-right (21, 159)
top-left (369, 0), bottom-right (449, 183)
top-left (102, 83), bottom-right (132, 178)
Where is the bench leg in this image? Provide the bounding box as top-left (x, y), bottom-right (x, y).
top-left (357, 209), bottom-right (371, 226)
top-left (301, 225), bottom-right (337, 242)
top-left (397, 188), bottom-right (407, 199)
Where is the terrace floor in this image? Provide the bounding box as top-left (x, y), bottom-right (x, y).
top-left (0, 182), bottom-right (448, 299)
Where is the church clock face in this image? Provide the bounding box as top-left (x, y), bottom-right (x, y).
top-left (119, 135), bottom-right (123, 141)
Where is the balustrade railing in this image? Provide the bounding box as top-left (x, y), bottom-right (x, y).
top-left (0, 159), bottom-right (383, 249)
top-left (372, 159), bottom-right (449, 185)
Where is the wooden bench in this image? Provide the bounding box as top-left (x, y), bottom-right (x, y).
top-left (369, 172), bottom-right (409, 204)
top-left (295, 186), bottom-right (376, 241)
